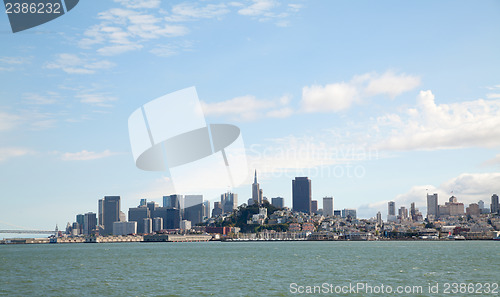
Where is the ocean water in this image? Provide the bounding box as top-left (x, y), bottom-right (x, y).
top-left (0, 241), bottom-right (498, 296)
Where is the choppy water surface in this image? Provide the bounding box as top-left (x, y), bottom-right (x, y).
top-left (1, 241), bottom-right (498, 296)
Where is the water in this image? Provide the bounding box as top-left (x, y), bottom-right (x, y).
top-left (0, 241), bottom-right (498, 296)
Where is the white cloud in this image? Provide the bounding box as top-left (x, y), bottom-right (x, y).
top-left (0, 147), bottom-right (33, 162)
top-left (357, 172), bottom-right (500, 218)
top-left (61, 149), bottom-right (119, 161)
top-left (0, 112), bottom-right (21, 131)
top-left (363, 71), bottom-right (421, 98)
top-left (201, 94), bottom-right (293, 121)
top-left (482, 153), bottom-right (500, 167)
top-left (237, 0), bottom-right (302, 26)
top-left (80, 7), bottom-right (188, 56)
top-left (166, 3), bottom-right (230, 22)
top-left (0, 56), bottom-right (32, 65)
top-left (114, 0), bottom-right (160, 9)
top-left (238, 0), bottom-right (277, 16)
top-left (23, 92), bottom-right (60, 105)
top-left (45, 53), bottom-right (115, 74)
top-left (301, 82), bottom-right (359, 112)
top-left (300, 71), bottom-right (420, 113)
top-left (377, 90), bottom-right (500, 150)
top-left (76, 93), bottom-right (118, 107)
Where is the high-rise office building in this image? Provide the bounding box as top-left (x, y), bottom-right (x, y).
top-left (478, 200), bottom-right (485, 211)
top-left (153, 217), bottom-right (163, 232)
top-left (143, 218), bottom-right (152, 234)
top-left (202, 200), bottom-right (210, 218)
top-left (140, 198), bottom-right (147, 207)
top-left (184, 195), bottom-right (203, 225)
top-left (427, 193), bottom-right (439, 219)
top-left (76, 214), bottom-right (84, 234)
top-left (98, 199), bottom-right (103, 226)
top-left (398, 206), bottom-right (408, 220)
top-left (165, 208), bottom-right (181, 229)
top-left (323, 197), bottom-right (334, 217)
top-left (252, 170), bottom-right (263, 205)
top-left (221, 192), bottom-right (237, 214)
top-left (388, 201), bottom-right (395, 216)
top-left (102, 196), bottom-right (121, 235)
top-left (83, 212), bottom-right (97, 235)
top-left (376, 211), bottom-right (382, 226)
top-left (491, 194), bottom-right (499, 214)
top-left (292, 177), bottom-right (311, 214)
top-left (311, 200), bottom-right (318, 214)
top-left (342, 208), bottom-right (357, 219)
top-left (163, 194), bottom-right (183, 209)
top-left (128, 207), bottom-right (150, 233)
top-left (271, 197), bottom-right (284, 209)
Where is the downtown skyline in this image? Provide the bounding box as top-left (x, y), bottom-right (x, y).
top-left (1, 1), bottom-right (500, 230)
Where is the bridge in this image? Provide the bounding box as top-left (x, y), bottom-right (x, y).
top-left (0, 230), bottom-right (55, 234)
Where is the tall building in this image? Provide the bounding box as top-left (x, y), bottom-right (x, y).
top-left (202, 200), bottom-right (210, 218)
top-left (113, 221), bottom-right (137, 236)
top-left (221, 192), bottom-right (237, 214)
top-left (76, 214), bottom-right (84, 234)
top-left (478, 200), bottom-right (485, 211)
top-left (398, 206), bottom-right (408, 220)
top-left (98, 199), bottom-right (103, 226)
top-left (143, 218), bottom-right (152, 234)
top-left (427, 193), bottom-right (439, 219)
top-left (102, 196), bottom-right (121, 235)
top-left (341, 208), bottom-right (357, 219)
top-left (83, 212), bottom-right (97, 235)
top-left (252, 170), bottom-right (263, 205)
top-left (139, 198), bottom-right (147, 207)
top-left (323, 197), bottom-right (334, 217)
top-left (292, 177), bottom-right (311, 214)
top-left (128, 206), bottom-right (149, 234)
top-left (271, 197), bottom-right (284, 209)
top-left (491, 194), bottom-right (499, 214)
top-left (466, 203), bottom-right (480, 216)
top-left (212, 202), bottom-right (223, 217)
top-left (387, 201), bottom-right (397, 222)
top-left (388, 201), bottom-right (395, 216)
top-left (184, 195), bottom-right (203, 225)
top-left (163, 194), bottom-right (183, 209)
top-left (376, 211), bottom-right (382, 226)
top-left (311, 200), bottom-right (318, 214)
top-left (153, 217), bottom-right (163, 232)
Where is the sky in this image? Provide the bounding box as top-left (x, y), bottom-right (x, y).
top-left (1, 0), bottom-right (500, 230)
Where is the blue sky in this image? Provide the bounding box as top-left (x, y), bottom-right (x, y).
top-left (1, 0), bottom-right (500, 230)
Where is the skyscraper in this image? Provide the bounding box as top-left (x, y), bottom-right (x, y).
top-left (427, 193), bottom-right (439, 219)
top-left (221, 192), bottom-right (237, 213)
top-left (184, 195), bottom-right (203, 225)
top-left (271, 197), bottom-right (284, 209)
top-left (388, 201), bottom-right (395, 216)
top-left (163, 194), bottom-right (183, 209)
top-left (323, 197), bottom-right (334, 217)
top-left (252, 170), bottom-right (262, 205)
top-left (491, 194), bottom-right (499, 214)
top-left (311, 200), bottom-right (318, 214)
top-left (202, 200), bottom-right (211, 218)
top-left (128, 206), bottom-right (150, 234)
top-left (292, 177), bottom-right (311, 214)
top-left (102, 196), bottom-right (120, 235)
top-left (83, 212), bottom-right (97, 235)
top-left (98, 199), bottom-right (103, 226)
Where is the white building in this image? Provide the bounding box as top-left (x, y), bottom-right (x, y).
top-left (323, 197), bottom-right (334, 217)
top-left (113, 221), bottom-right (137, 236)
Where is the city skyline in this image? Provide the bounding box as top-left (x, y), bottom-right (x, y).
top-left (2, 1), bottom-right (500, 230)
